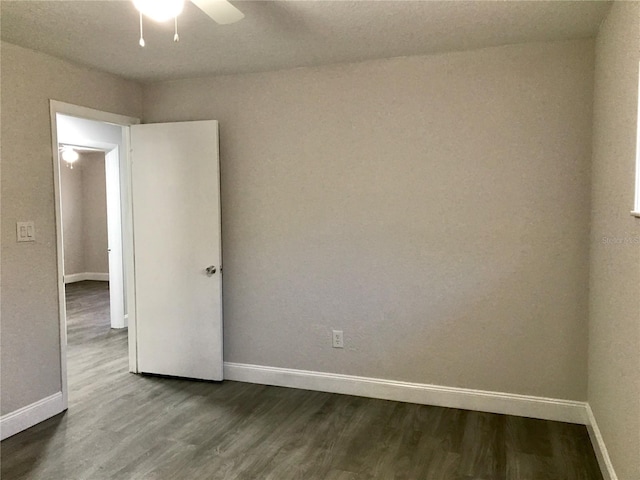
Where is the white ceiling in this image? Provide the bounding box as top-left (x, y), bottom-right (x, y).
top-left (1, 0), bottom-right (611, 83)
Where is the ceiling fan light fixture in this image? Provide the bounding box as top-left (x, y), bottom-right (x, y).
top-left (133, 0), bottom-right (185, 23)
top-left (132, 0), bottom-right (244, 47)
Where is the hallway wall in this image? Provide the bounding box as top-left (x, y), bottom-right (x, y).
top-left (60, 151), bottom-right (108, 277)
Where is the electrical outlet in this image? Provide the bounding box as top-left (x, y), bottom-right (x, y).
top-left (332, 330), bottom-right (344, 348)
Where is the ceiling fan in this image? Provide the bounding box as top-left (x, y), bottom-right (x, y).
top-left (133, 0), bottom-right (244, 46)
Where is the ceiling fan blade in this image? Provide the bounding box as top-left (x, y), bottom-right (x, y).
top-left (190, 0), bottom-right (245, 25)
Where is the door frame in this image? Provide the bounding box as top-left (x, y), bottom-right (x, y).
top-left (50, 100), bottom-right (140, 410)
top-left (105, 146), bottom-right (126, 330)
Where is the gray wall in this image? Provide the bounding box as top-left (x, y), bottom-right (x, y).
top-left (589, 2), bottom-right (640, 479)
top-left (82, 152), bottom-right (109, 274)
top-left (0, 41), bottom-right (141, 415)
top-left (60, 152), bottom-right (109, 276)
top-left (60, 158), bottom-right (84, 275)
top-left (144, 39), bottom-right (594, 400)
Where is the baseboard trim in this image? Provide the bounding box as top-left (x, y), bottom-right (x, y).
top-left (64, 273), bottom-right (85, 283)
top-left (64, 272), bottom-right (109, 284)
top-left (223, 362), bottom-right (587, 425)
top-left (586, 405), bottom-right (618, 480)
top-left (0, 392), bottom-right (65, 441)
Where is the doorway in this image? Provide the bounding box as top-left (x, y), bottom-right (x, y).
top-left (58, 147), bottom-right (119, 383)
top-left (57, 120), bottom-right (125, 331)
top-left (50, 102), bottom-right (223, 413)
top-left (50, 101), bottom-right (140, 410)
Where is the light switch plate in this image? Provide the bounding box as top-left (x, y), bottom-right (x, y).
top-left (17, 221), bottom-right (35, 242)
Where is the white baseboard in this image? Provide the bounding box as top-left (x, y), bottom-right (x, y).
top-left (64, 272), bottom-right (109, 284)
top-left (0, 392), bottom-right (65, 441)
top-left (64, 273), bottom-right (85, 283)
top-left (0, 367), bottom-right (608, 479)
top-left (223, 362), bottom-right (588, 425)
top-left (586, 405), bottom-right (618, 480)
top-left (112, 314), bottom-right (129, 330)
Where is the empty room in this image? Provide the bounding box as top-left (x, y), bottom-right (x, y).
top-left (0, 1), bottom-right (638, 479)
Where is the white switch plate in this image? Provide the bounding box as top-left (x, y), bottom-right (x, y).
top-left (17, 221), bottom-right (35, 242)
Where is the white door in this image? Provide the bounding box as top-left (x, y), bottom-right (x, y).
top-left (131, 120), bottom-right (223, 381)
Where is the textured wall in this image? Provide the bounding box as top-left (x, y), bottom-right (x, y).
top-left (60, 160), bottom-right (84, 275)
top-left (0, 42), bottom-right (141, 415)
top-left (60, 152), bottom-right (108, 276)
top-left (589, 2), bottom-right (640, 479)
top-left (144, 39), bottom-right (594, 400)
top-left (82, 152), bottom-right (108, 274)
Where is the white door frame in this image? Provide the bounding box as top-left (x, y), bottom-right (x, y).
top-left (105, 147), bottom-right (126, 329)
top-left (50, 100), bottom-right (140, 410)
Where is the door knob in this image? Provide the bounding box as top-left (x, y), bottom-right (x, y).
top-left (205, 266), bottom-right (217, 276)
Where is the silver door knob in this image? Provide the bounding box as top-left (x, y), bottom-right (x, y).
top-left (205, 266), bottom-right (217, 276)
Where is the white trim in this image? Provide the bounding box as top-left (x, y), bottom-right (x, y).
top-left (0, 393), bottom-right (65, 441)
top-left (50, 100), bottom-right (139, 127)
top-left (50, 104), bottom-right (69, 411)
top-left (122, 125), bottom-right (138, 372)
top-left (64, 272), bottom-right (110, 284)
top-left (224, 363), bottom-right (588, 425)
top-left (85, 272), bottom-right (109, 282)
top-left (586, 405), bottom-right (618, 480)
top-left (635, 61), bottom-right (640, 214)
top-left (104, 147), bottom-right (126, 330)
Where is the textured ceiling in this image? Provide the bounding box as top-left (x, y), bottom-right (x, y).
top-left (1, 0), bottom-right (611, 83)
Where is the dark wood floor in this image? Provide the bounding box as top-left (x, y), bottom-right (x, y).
top-left (1, 281), bottom-right (603, 480)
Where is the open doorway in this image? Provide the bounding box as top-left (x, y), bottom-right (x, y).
top-left (56, 114), bottom-right (126, 327)
top-left (50, 102), bottom-right (223, 412)
top-left (56, 116), bottom-right (128, 407)
top-left (58, 146), bottom-right (126, 393)
top-left (50, 102), bottom-right (140, 411)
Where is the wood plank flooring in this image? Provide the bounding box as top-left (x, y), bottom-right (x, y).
top-left (1, 281), bottom-right (603, 479)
